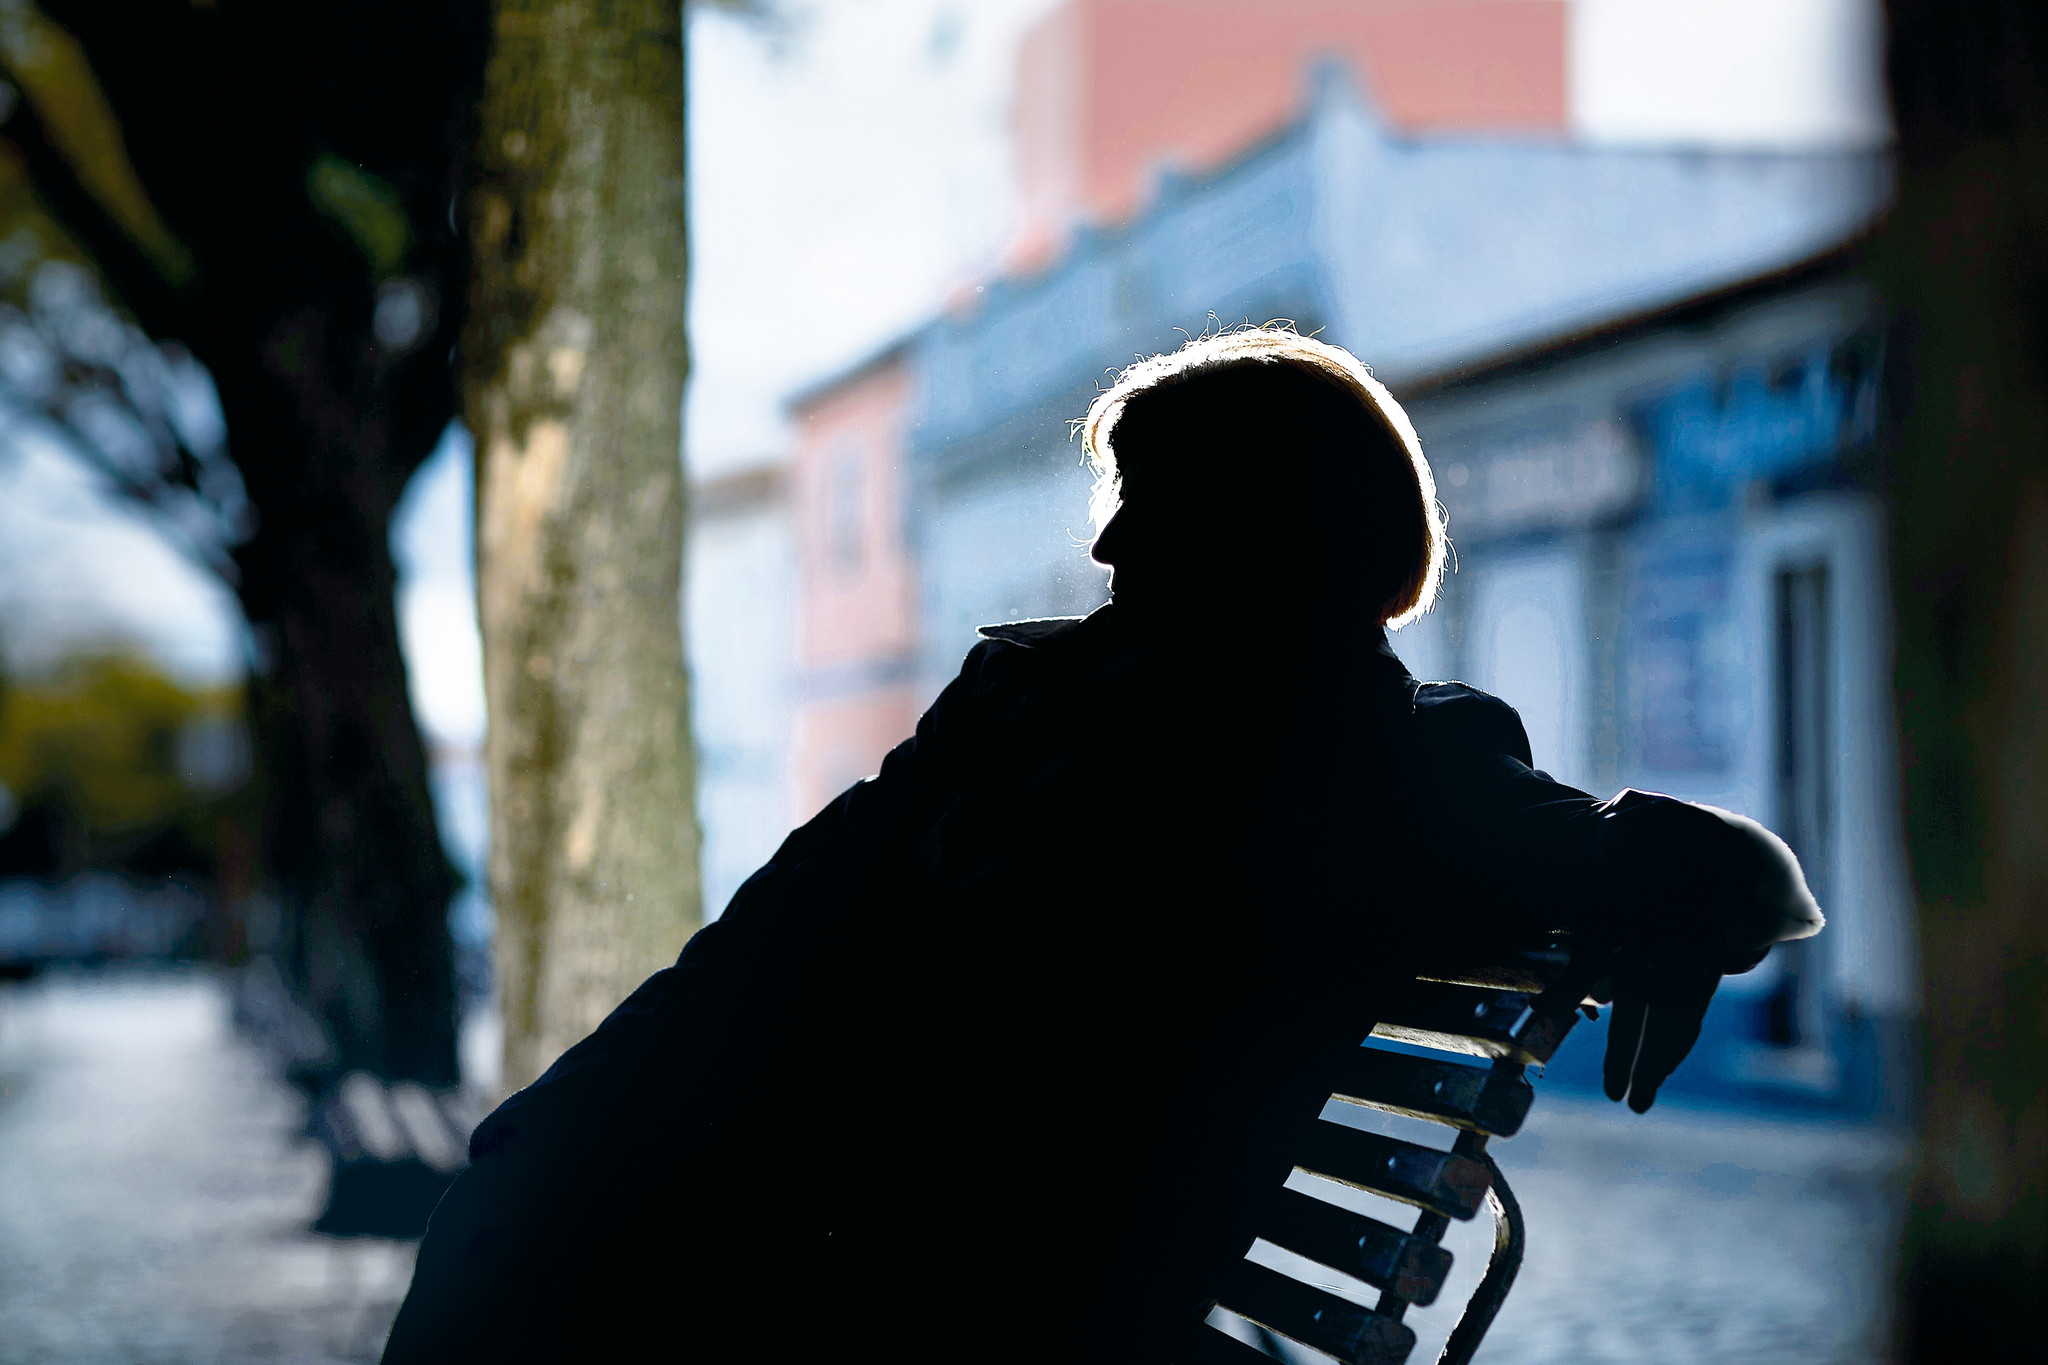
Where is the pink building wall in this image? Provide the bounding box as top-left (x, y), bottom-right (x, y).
top-left (1013, 0), bottom-right (1568, 263)
top-left (790, 354), bottom-right (920, 815)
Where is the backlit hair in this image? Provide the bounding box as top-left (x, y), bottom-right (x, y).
top-left (1080, 325), bottom-right (1448, 627)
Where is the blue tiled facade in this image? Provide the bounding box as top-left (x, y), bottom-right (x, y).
top-left (1399, 272), bottom-right (1908, 1117)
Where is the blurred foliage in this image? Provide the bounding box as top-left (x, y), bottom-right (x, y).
top-left (0, 0), bottom-right (743, 1078)
top-left (0, 0), bottom-right (191, 287)
top-left (0, 5), bottom-right (249, 577)
top-left (0, 139), bottom-right (91, 299)
top-left (0, 653), bottom-right (242, 837)
top-left (306, 153), bottom-right (411, 282)
top-left (0, 0), bottom-right (487, 1082)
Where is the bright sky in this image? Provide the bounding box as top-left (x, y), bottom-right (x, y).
top-left (0, 411), bottom-right (245, 686)
top-left (685, 0), bottom-right (1062, 478)
top-left (391, 423), bottom-right (484, 750)
top-left (0, 0), bottom-right (1888, 723)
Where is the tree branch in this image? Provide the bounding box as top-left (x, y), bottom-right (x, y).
top-left (0, 63), bottom-right (201, 344)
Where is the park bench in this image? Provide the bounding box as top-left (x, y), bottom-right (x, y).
top-left (1187, 937), bottom-right (1600, 1365)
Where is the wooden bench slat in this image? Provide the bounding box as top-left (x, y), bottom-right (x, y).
top-left (1257, 1187), bottom-right (1454, 1305)
top-left (1183, 1319), bottom-right (1295, 1365)
top-left (1327, 1049), bottom-right (1534, 1138)
top-left (1415, 942), bottom-right (1571, 993)
top-left (1369, 981), bottom-right (1577, 1066)
top-left (1216, 1261), bottom-right (1418, 1365)
top-left (1292, 1122), bottom-right (1492, 1221)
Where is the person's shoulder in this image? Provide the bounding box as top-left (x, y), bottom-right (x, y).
top-left (959, 612), bottom-right (1099, 686)
top-left (1410, 680), bottom-right (1534, 767)
top-left (904, 615), bottom-right (1093, 730)
top-left (900, 611), bottom-right (1103, 778)
top-left (1411, 679), bottom-right (1512, 713)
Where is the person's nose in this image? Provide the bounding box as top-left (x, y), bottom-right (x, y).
top-left (1090, 504), bottom-right (1130, 566)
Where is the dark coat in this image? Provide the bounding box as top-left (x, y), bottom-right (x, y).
top-left (383, 604), bottom-right (1612, 1364)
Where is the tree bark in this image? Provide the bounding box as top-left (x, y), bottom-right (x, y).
top-left (1878, 1), bottom-right (2048, 1351)
top-left (224, 319), bottom-right (463, 1088)
top-left (468, 0), bottom-right (701, 1092)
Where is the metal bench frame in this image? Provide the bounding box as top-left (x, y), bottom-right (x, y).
top-left (1190, 942), bottom-right (1599, 1365)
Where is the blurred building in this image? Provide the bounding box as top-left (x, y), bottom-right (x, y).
top-left (688, 0), bottom-right (1900, 1113)
top-left (688, 0), bottom-right (1577, 918)
top-left (785, 346), bottom-right (919, 818)
top-left (1393, 254), bottom-right (1912, 1112)
top-left (789, 0), bottom-right (1887, 740)
top-left (690, 2), bottom-right (1904, 1110)
top-left (686, 462), bottom-right (800, 918)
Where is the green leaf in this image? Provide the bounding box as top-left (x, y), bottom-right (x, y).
top-left (306, 152), bottom-right (409, 279)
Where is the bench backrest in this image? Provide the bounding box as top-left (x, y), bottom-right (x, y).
top-left (1186, 942), bottom-right (1595, 1365)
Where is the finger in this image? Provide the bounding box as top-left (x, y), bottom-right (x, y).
top-left (1603, 994), bottom-right (1648, 1103)
top-left (1601, 948), bottom-right (1655, 1102)
top-left (1626, 968), bottom-right (1720, 1113)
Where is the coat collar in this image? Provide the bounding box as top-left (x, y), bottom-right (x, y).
top-left (977, 602), bottom-right (1414, 689)
top-left (975, 613), bottom-right (1096, 648)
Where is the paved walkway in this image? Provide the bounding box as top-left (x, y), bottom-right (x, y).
top-left (1353, 1093), bottom-right (1907, 1362)
top-left (0, 967), bottom-right (1906, 1363)
top-left (0, 968), bottom-right (414, 1364)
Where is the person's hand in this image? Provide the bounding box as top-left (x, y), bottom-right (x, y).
top-left (1585, 789), bottom-right (1826, 1112)
top-left (1594, 950), bottom-right (1721, 1113)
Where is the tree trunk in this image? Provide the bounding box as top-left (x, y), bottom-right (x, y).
top-left (1878, 1), bottom-right (2048, 1351)
top-left (468, 0), bottom-right (700, 1092)
top-left (0, 4), bottom-right (485, 1090)
top-left (222, 324), bottom-right (463, 1088)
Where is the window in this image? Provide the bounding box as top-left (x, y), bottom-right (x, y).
top-left (827, 449), bottom-right (864, 574)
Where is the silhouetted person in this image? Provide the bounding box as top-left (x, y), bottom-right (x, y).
top-left (385, 329), bottom-right (1821, 1364)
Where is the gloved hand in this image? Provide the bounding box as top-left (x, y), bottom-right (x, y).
top-left (1586, 790), bottom-right (1825, 1112)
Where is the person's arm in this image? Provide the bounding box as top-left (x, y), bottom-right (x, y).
top-left (1410, 684), bottom-right (1823, 1112)
top-left (1581, 789), bottom-right (1823, 1110)
top-left (1408, 682), bottom-right (1608, 938)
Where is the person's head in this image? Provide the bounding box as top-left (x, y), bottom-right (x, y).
top-left (1082, 326), bottom-right (1447, 629)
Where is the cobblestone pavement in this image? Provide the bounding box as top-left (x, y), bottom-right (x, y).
top-left (1474, 1094), bottom-right (1905, 1362)
top-left (0, 968), bottom-right (1905, 1364)
top-left (0, 968), bottom-right (414, 1365)
top-left (1252, 1090), bottom-right (1907, 1363)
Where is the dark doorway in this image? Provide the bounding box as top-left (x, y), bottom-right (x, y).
top-left (1768, 560), bottom-right (1831, 1049)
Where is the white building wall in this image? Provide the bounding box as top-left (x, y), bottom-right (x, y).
top-left (1731, 493), bottom-right (1917, 1016)
top-left (1440, 490), bottom-right (1915, 1027)
top-left (916, 458), bottom-right (1106, 702)
top-left (1386, 598), bottom-right (1456, 686)
top-left (685, 494), bottom-right (799, 920)
top-left (1461, 545), bottom-right (1597, 794)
